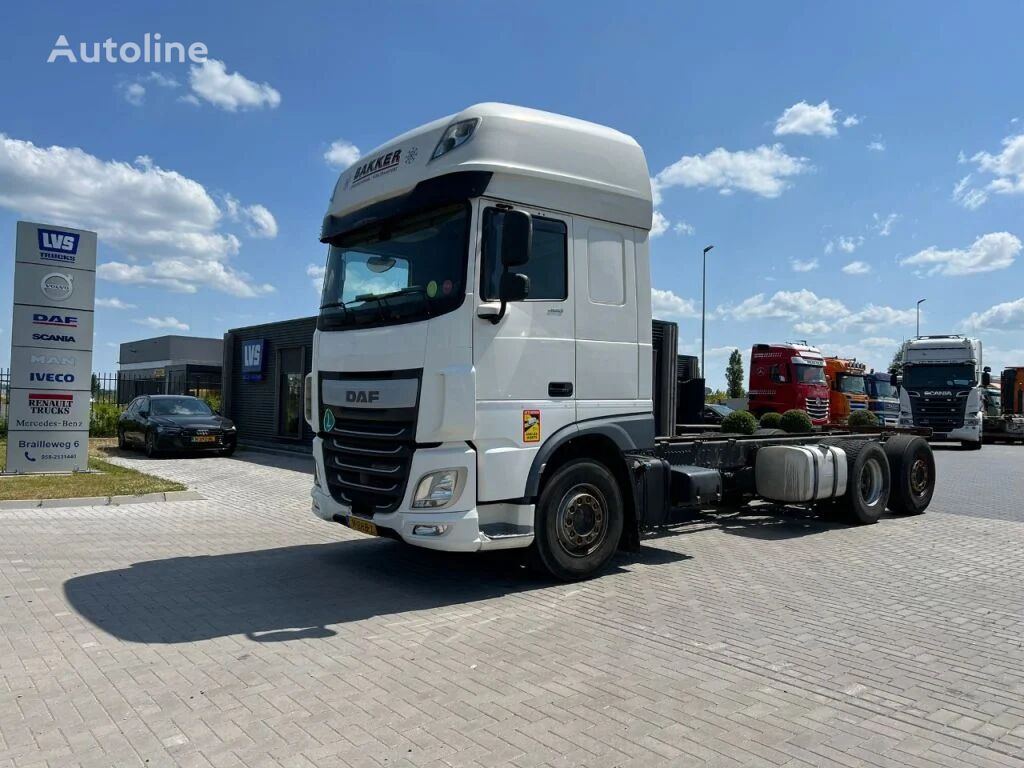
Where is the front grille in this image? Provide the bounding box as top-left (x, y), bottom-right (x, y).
top-left (849, 398), bottom-right (868, 411)
top-left (805, 397), bottom-right (829, 421)
top-left (911, 395), bottom-right (965, 434)
top-left (321, 413), bottom-right (416, 515)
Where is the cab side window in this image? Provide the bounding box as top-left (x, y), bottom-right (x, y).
top-left (770, 365), bottom-right (787, 384)
top-left (481, 208), bottom-right (568, 301)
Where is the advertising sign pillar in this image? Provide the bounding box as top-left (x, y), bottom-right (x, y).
top-left (5, 221), bottom-right (97, 473)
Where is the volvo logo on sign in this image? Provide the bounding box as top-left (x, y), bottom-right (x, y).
top-left (40, 272), bottom-right (74, 301)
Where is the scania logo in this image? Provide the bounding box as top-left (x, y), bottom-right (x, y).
top-left (346, 390), bottom-right (380, 404)
top-left (40, 272), bottom-right (73, 301)
top-left (33, 333), bottom-right (76, 343)
top-left (923, 390), bottom-right (953, 396)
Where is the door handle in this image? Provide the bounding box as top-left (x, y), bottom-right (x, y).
top-left (548, 382), bottom-right (573, 397)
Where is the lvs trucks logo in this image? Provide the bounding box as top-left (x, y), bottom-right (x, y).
top-left (37, 228), bottom-right (80, 263)
top-left (351, 149), bottom-right (402, 186)
top-left (40, 272), bottom-right (73, 301)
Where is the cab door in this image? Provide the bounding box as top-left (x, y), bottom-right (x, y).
top-left (473, 201), bottom-right (576, 502)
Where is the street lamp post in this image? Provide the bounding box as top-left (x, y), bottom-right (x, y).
top-left (916, 298), bottom-right (926, 337)
top-left (701, 245), bottom-right (714, 379)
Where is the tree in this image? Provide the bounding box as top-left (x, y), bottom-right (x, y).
top-left (888, 347), bottom-right (903, 377)
top-left (726, 349), bottom-right (745, 398)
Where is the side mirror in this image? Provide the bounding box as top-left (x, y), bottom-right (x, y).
top-left (890, 374), bottom-right (898, 387)
top-left (982, 370), bottom-right (991, 387)
top-left (499, 210), bottom-right (532, 267)
top-left (139, 409), bottom-right (149, 418)
top-left (499, 272), bottom-right (530, 302)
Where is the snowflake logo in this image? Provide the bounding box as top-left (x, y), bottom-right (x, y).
top-left (405, 147), bottom-right (419, 165)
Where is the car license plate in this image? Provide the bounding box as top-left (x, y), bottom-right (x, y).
top-left (347, 516), bottom-right (378, 536)
top-left (192, 435), bottom-right (217, 443)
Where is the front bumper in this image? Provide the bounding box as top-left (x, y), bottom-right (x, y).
top-left (311, 438), bottom-right (534, 552)
top-left (153, 431), bottom-right (236, 451)
top-left (931, 424), bottom-right (981, 442)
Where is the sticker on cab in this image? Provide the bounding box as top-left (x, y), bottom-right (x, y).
top-left (522, 409), bottom-right (541, 443)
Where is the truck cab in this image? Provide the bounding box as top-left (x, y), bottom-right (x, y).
top-left (864, 371), bottom-right (899, 427)
top-left (898, 335), bottom-right (985, 449)
top-left (824, 357), bottom-right (869, 425)
top-left (747, 343), bottom-right (830, 424)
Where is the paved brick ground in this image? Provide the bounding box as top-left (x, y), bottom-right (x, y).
top-left (2, 444), bottom-right (1024, 767)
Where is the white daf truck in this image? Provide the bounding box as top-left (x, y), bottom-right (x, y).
top-left (897, 335), bottom-right (987, 450)
top-left (307, 103), bottom-right (937, 579)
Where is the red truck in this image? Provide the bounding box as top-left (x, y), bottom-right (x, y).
top-left (748, 342), bottom-right (831, 425)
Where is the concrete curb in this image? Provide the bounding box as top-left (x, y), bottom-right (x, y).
top-left (0, 489), bottom-right (204, 511)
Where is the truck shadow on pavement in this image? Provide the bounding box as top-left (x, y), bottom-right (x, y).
top-left (63, 539), bottom-right (688, 644)
top-left (647, 505), bottom-right (870, 541)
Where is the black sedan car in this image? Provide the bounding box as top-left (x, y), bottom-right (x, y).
top-left (118, 395), bottom-right (237, 457)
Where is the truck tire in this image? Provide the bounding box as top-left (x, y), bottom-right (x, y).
top-left (883, 435), bottom-right (934, 515)
top-left (530, 459), bottom-right (624, 581)
top-left (826, 438), bottom-right (891, 525)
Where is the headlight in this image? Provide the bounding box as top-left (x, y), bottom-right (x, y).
top-left (156, 425), bottom-right (181, 434)
top-left (412, 469), bottom-right (464, 509)
top-left (430, 119), bottom-right (479, 161)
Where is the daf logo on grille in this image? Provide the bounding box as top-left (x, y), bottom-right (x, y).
top-left (346, 390), bottom-right (380, 404)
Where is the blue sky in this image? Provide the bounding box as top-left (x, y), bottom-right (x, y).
top-left (2, 1), bottom-right (1024, 385)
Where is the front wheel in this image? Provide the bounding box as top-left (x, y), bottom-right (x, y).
top-left (117, 429), bottom-right (128, 450)
top-left (145, 430), bottom-right (160, 458)
top-left (530, 459), bottom-right (624, 581)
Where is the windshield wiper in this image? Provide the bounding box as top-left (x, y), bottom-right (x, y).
top-left (353, 286), bottom-right (434, 320)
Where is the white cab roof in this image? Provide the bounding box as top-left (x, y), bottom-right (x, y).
top-left (324, 103), bottom-right (653, 231)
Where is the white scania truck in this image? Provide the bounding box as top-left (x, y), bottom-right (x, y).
top-left (897, 335), bottom-right (987, 450)
top-left (307, 103), bottom-right (937, 579)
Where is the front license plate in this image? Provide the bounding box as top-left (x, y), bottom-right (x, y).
top-left (347, 516), bottom-right (378, 536)
top-left (192, 435), bottom-right (217, 443)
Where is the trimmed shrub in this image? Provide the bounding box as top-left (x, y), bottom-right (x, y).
top-left (759, 411), bottom-right (782, 429)
top-left (847, 410), bottom-right (879, 428)
top-left (90, 403), bottom-right (124, 437)
top-left (720, 409), bottom-right (757, 435)
top-left (780, 409), bottom-right (814, 434)
top-left (201, 392), bottom-right (222, 414)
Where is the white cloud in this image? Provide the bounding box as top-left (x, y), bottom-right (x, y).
top-left (961, 297), bottom-right (1024, 331)
top-left (650, 210), bottom-right (670, 238)
top-left (872, 212), bottom-right (900, 236)
top-left (188, 59), bottom-right (281, 112)
top-left (120, 82), bottom-right (146, 106)
top-left (673, 221), bottom-right (695, 236)
top-left (901, 232), bottom-right (1021, 276)
top-left (793, 321), bottom-right (831, 335)
top-left (790, 258), bottom-right (819, 272)
top-left (651, 288), bottom-right (699, 319)
top-left (307, 263), bottom-right (326, 294)
top-left (774, 100), bottom-right (839, 137)
top-left (324, 139), bottom-right (361, 169)
top-left (0, 134), bottom-right (274, 297)
top-left (824, 240), bottom-right (834, 255)
top-left (843, 115), bottom-right (862, 128)
top-left (653, 144), bottom-right (810, 199)
top-left (145, 71), bottom-right (180, 89)
top-left (225, 194), bottom-right (277, 238)
top-left (96, 297), bottom-right (137, 309)
top-left (842, 260), bottom-right (871, 275)
top-left (867, 140), bottom-right (885, 152)
top-left (135, 316), bottom-right (190, 332)
top-left (178, 93), bottom-right (201, 106)
top-left (970, 133), bottom-right (1024, 195)
top-left (721, 289), bottom-right (914, 333)
top-left (952, 174), bottom-right (988, 210)
top-left (838, 235), bottom-right (863, 253)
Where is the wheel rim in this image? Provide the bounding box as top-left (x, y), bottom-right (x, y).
top-left (859, 457), bottom-right (884, 507)
top-left (555, 483), bottom-right (609, 558)
top-left (909, 457), bottom-right (930, 496)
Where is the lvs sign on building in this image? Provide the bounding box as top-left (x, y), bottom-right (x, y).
top-left (5, 222), bottom-right (97, 473)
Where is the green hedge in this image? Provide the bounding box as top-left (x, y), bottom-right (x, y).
top-left (90, 403), bottom-right (124, 437)
top-left (848, 410), bottom-right (879, 427)
top-left (759, 411), bottom-right (782, 428)
top-left (720, 409), bottom-right (757, 435)
top-left (780, 409), bottom-right (813, 434)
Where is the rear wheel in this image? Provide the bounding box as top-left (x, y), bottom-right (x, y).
top-left (823, 438), bottom-right (891, 524)
top-left (884, 435), bottom-right (935, 515)
top-left (530, 459), bottom-right (624, 581)
top-left (117, 429), bottom-right (127, 450)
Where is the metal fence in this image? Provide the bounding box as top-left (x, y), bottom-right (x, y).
top-left (0, 368), bottom-right (222, 428)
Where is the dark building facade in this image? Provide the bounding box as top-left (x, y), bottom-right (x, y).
top-left (222, 317), bottom-right (317, 450)
top-left (117, 335), bottom-right (223, 404)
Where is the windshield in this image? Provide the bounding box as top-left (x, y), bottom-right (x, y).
top-left (867, 378), bottom-right (896, 399)
top-left (794, 363), bottom-right (826, 385)
top-left (837, 374), bottom-right (867, 395)
top-left (903, 363), bottom-right (976, 388)
top-left (151, 397), bottom-right (213, 416)
top-left (318, 203), bottom-right (470, 330)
